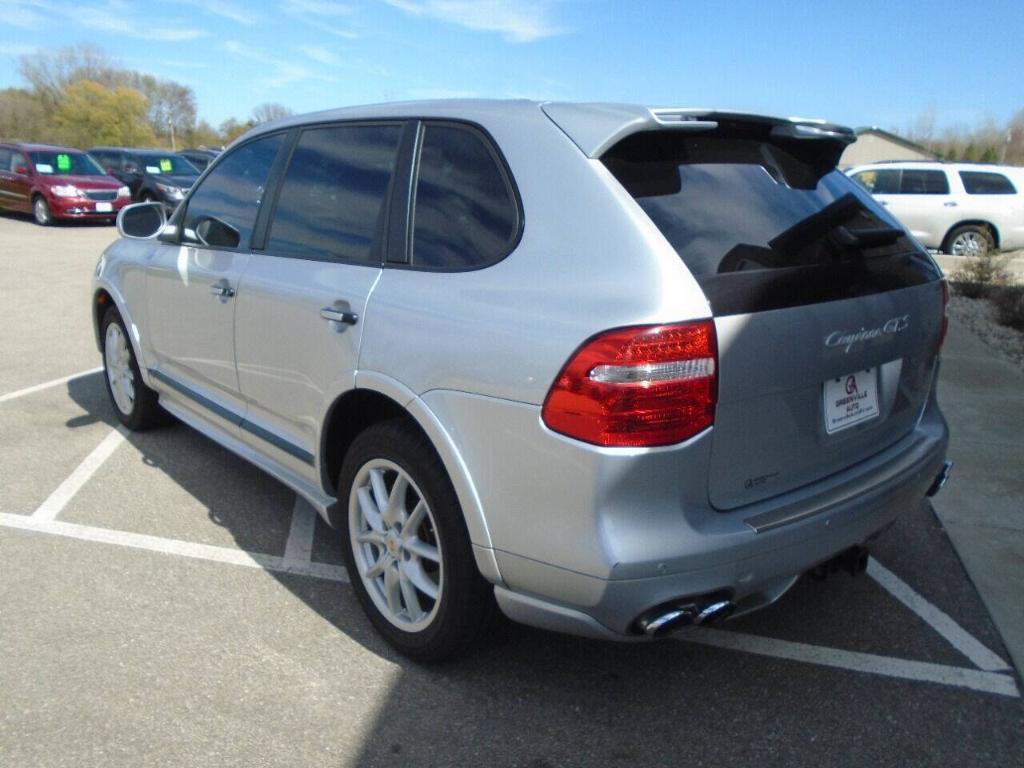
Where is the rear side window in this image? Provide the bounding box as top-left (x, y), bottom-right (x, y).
top-left (182, 133), bottom-right (284, 250)
top-left (266, 123), bottom-right (402, 263)
top-left (900, 169), bottom-right (949, 194)
top-left (960, 171), bottom-right (1016, 195)
top-left (852, 169), bottom-right (900, 194)
top-left (410, 123), bottom-right (518, 269)
top-left (603, 132), bottom-right (939, 315)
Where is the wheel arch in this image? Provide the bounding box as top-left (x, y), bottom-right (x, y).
top-left (318, 372), bottom-right (501, 583)
top-left (92, 284), bottom-right (154, 389)
top-left (943, 220), bottom-right (1000, 250)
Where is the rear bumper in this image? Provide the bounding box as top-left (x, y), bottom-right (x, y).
top-left (487, 401), bottom-right (949, 640)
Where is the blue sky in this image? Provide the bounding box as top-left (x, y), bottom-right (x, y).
top-left (2, 0), bottom-right (1021, 132)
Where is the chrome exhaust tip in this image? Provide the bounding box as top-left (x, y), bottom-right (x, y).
top-left (926, 461), bottom-right (953, 497)
top-left (696, 600), bottom-right (734, 626)
top-left (636, 598), bottom-right (736, 637)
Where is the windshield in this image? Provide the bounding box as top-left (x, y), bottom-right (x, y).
top-left (603, 132), bottom-right (940, 314)
top-left (30, 151), bottom-right (106, 176)
top-left (133, 153), bottom-right (199, 176)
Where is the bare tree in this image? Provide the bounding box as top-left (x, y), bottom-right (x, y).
top-left (251, 103), bottom-right (293, 124)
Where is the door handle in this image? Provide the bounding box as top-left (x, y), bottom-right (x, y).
top-left (320, 307), bottom-right (358, 325)
top-left (210, 282), bottom-right (235, 298)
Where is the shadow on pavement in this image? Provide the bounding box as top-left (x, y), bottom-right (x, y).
top-left (63, 372), bottom-right (1024, 767)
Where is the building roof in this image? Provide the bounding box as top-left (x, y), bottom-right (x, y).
top-left (854, 127), bottom-right (935, 156)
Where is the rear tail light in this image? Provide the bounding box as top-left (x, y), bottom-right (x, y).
top-left (541, 320), bottom-right (718, 447)
top-left (938, 279), bottom-right (949, 351)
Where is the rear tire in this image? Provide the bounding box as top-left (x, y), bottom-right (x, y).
top-left (33, 196), bottom-right (51, 226)
top-left (944, 225), bottom-right (994, 257)
top-left (101, 306), bottom-right (164, 430)
top-left (338, 420), bottom-right (494, 662)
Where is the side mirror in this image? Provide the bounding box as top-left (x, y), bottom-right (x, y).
top-left (194, 216), bottom-right (240, 248)
top-left (117, 202), bottom-right (167, 240)
top-left (15, 165), bottom-right (29, 175)
top-left (106, 168), bottom-right (118, 176)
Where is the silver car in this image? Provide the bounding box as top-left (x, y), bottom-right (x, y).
top-left (93, 101), bottom-right (951, 661)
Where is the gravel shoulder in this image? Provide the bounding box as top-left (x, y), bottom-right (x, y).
top-left (947, 293), bottom-right (1024, 372)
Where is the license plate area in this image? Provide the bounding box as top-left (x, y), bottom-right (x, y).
top-left (95, 202), bottom-right (113, 212)
top-left (824, 368), bottom-right (879, 434)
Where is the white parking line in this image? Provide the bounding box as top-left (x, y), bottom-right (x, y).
top-left (1, 508), bottom-right (1016, 697)
top-left (867, 557), bottom-right (1011, 672)
top-left (282, 495), bottom-right (318, 570)
top-left (677, 628), bottom-right (1019, 698)
top-left (0, 512), bottom-right (348, 582)
top-left (32, 428), bottom-right (127, 522)
top-left (0, 367), bottom-right (103, 404)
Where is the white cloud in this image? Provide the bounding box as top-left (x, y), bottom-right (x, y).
top-left (283, 0), bottom-right (354, 16)
top-left (382, 0), bottom-right (565, 43)
top-left (283, 0), bottom-right (358, 38)
top-left (69, 6), bottom-right (207, 41)
top-left (5, 0), bottom-right (51, 28)
top-left (178, 0), bottom-right (259, 25)
top-left (300, 45), bottom-right (343, 66)
top-left (223, 40), bottom-right (335, 89)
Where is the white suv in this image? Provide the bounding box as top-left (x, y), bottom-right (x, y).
top-left (847, 162), bottom-right (1024, 256)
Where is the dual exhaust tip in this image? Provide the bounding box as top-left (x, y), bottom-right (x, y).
top-left (636, 598), bottom-right (735, 638)
top-left (636, 460), bottom-right (954, 640)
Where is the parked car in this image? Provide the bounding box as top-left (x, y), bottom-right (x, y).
top-left (0, 142), bottom-right (131, 225)
top-left (847, 161), bottom-right (1024, 256)
top-left (177, 148), bottom-right (220, 171)
top-left (88, 147), bottom-right (200, 206)
top-left (93, 101), bottom-right (951, 661)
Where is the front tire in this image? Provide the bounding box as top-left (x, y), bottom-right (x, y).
top-left (944, 224), bottom-right (994, 257)
top-left (33, 196), bottom-right (51, 226)
top-left (101, 306), bottom-right (164, 430)
top-left (339, 420), bottom-right (493, 662)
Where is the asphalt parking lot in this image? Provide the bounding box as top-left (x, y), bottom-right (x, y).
top-left (2, 213), bottom-right (1023, 768)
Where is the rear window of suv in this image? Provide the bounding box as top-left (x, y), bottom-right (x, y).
top-left (900, 169), bottom-right (949, 194)
top-left (603, 132), bottom-right (939, 315)
top-left (959, 171), bottom-right (1017, 195)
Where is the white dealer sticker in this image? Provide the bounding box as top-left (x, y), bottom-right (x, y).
top-left (824, 368), bottom-right (879, 434)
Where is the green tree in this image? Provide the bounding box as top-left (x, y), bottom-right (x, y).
top-left (219, 117), bottom-right (256, 144)
top-left (52, 80), bottom-right (156, 148)
top-left (186, 119), bottom-right (223, 150)
top-left (0, 88), bottom-right (48, 142)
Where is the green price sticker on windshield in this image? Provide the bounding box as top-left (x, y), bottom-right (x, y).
top-left (57, 153), bottom-right (71, 172)
top-left (159, 158), bottom-right (172, 172)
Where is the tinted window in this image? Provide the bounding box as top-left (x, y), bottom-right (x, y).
top-left (267, 124), bottom-right (402, 263)
top-left (134, 153), bottom-right (198, 176)
top-left (852, 169), bottom-right (900, 194)
top-left (603, 132), bottom-right (938, 315)
top-left (900, 169), bottom-right (949, 194)
top-left (183, 133), bottom-right (284, 250)
top-left (960, 171), bottom-right (1016, 195)
top-left (29, 151), bottom-right (105, 176)
top-left (411, 123), bottom-right (518, 269)
top-left (0, 148), bottom-right (11, 170)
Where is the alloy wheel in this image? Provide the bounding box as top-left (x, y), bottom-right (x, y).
top-left (104, 323), bottom-right (135, 416)
top-left (348, 459), bottom-right (443, 632)
top-left (951, 230), bottom-right (989, 257)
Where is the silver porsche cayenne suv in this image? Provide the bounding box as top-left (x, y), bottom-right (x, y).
top-left (93, 101), bottom-right (951, 661)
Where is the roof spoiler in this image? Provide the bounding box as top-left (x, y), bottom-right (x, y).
top-left (541, 103), bottom-right (856, 163)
